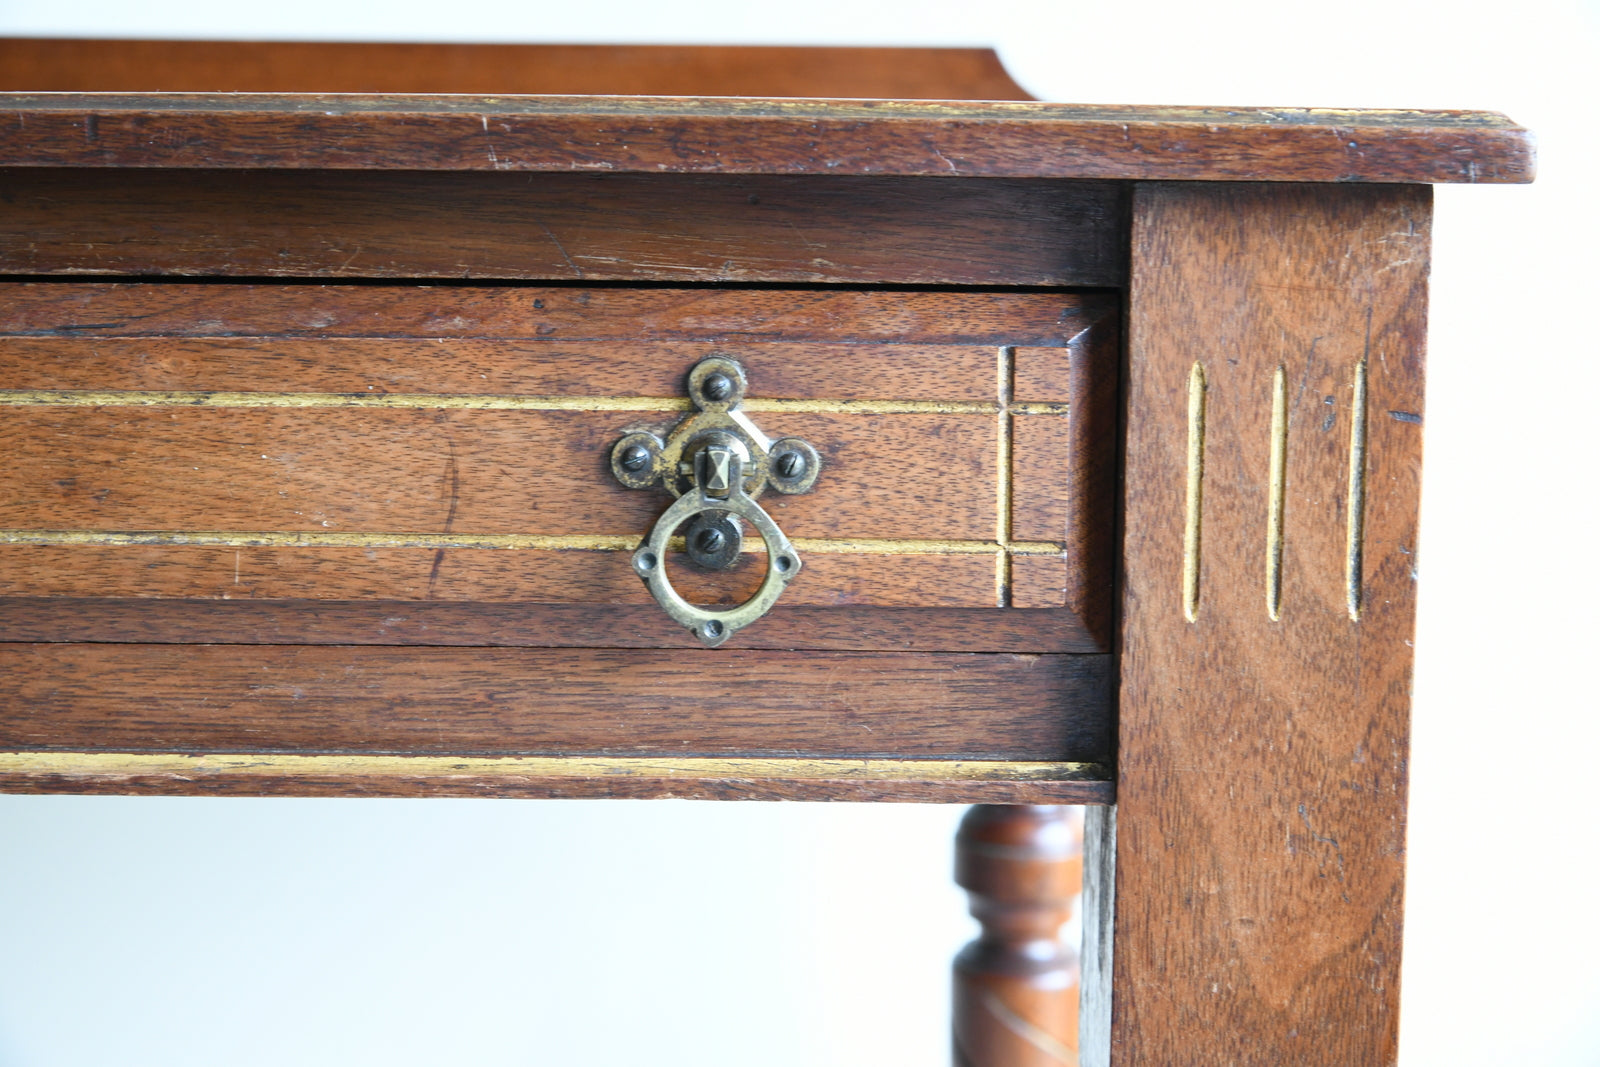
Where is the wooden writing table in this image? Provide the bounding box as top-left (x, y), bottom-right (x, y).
top-left (0, 41), bottom-right (1534, 1066)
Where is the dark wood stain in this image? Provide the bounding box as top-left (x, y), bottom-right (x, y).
top-left (0, 170), bottom-right (1128, 287)
top-left (0, 599), bottom-right (1102, 654)
top-left (0, 283), bottom-right (1111, 344)
top-left (0, 643), bottom-right (1114, 763)
top-left (0, 407), bottom-right (1001, 540)
top-left (0, 94), bottom-right (1533, 183)
top-left (0, 283), bottom-right (1116, 628)
top-left (1114, 182), bottom-right (1427, 1065)
top-left (0, 40), bottom-right (1036, 100)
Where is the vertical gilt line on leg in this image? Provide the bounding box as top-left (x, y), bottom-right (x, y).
top-left (1346, 358), bottom-right (1369, 620)
top-left (997, 346), bottom-right (1015, 608)
top-left (1182, 361), bottom-right (1207, 622)
top-left (1266, 364), bottom-right (1288, 620)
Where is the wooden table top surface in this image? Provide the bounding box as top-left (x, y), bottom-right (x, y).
top-left (0, 92), bottom-right (1534, 183)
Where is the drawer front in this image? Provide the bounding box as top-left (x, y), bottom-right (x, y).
top-left (0, 281), bottom-right (1117, 800)
top-left (0, 282), bottom-right (1117, 648)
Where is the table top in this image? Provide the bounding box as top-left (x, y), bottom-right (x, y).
top-left (0, 92), bottom-right (1535, 183)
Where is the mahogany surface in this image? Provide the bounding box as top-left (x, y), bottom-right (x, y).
top-left (0, 284), bottom-right (1117, 639)
top-left (0, 94), bottom-right (1533, 183)
top-left (1113, 182), bottom-right (1428, 1064)
top-left (0, 40), bottom-right (1035, 100)
top-left (0, 170), bottom-right (1128, 286)
top-left (0, 600), bottom-right (1101, 655)
top-left (0, 644), bottom-right (1112, 761)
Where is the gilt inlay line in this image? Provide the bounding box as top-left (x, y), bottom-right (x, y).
top-left (1267, 365), bottom-right (1288, 621)
top-left (975, 987), bottom-right (1079, 1066)
top-left (1346, 358), bottom-right (1369, 620)
top-left (0, 751), bottom-right (1110, 784)
top-left (997, 346), bottom-right (1016, 608)
top-left (0, 529), bottom-right (1067, 556)
top-left (1183, 361), bottom-right (1207, 622)
top-left (0, 389), bottom-right (1004, 416)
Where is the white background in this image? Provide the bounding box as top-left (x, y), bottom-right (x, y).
top-left (0, 1), bottom-right (1596, 1064)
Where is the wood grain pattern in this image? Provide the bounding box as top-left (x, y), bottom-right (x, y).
top-left (0, 545), bottom-right (1003, 608)
top-left (1113, 183), bottom-right (1428, 1065)
top-left (1008, 325), bottom-right (1119, 646)
top-left (0, 95), bottom-right (1533, 183)
top-left (0, 752), bottom-right (1114, 804)
top-left (0, 40), bottom-right (1034, 100)
top-left (1012, 346), bottom-right (1076, 404)
top-left (0, 643), bottom-right (1114, 762)
top-left (0, 336), bottom-right (1004, 400)
top-left (1062, 326), bottom-right (1121, 650)
top-left (0, 283), bottom-right (1110, 345)
top-left (0, 283), bottom-right (1115, 629)
top-left (1009, 556), bottom-right (1071, 611)
top-left (1012, 415), bottom-right (1074, 542)
top-left (0, 406), bottom-right (999, 540)
top-left (0, 170), bottom-right (1127, 287)
top-left (0, 599), bottom-right (1102, 654)
top-left (954, 805), bottom-right (1082, 1066)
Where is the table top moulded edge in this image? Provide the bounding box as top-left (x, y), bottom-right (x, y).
top-left (0, 93), bottom-right (1534, 183)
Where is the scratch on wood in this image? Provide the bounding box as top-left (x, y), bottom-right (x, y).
top-left (1183, 361), bottom-right (1207, 622)
top-left (532, 216), bottom-right (583, 278)
top-left (427, 441), bottom-right (461, 598)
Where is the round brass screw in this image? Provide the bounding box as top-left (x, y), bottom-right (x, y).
top-left (702, 373), bottom-right (734, 401)
top-left (619, 443), bottom-right (652, 472)
top-left (774, 450), bottom-right (805, 479)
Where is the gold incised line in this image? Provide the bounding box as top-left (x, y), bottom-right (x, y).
top-left (1183, 362), bottom-right (1207, 623)
top-left (0, 389), bottom-right (999, 416)
top-left (0, 751), bottom-right (1111, 784)
top-left (996, 346), bottom-right (1016, 608)
top-left (1346, 358), bottom-right (1369, 621)
top-left (1267, 365), bottom-right (1288, 621)
top-left (748, 398), bottom-right (997, 415)
top-left (975, 989), bottom-right (1079, 1066)
top-left (796, 538), bottom-right (1068, 556)
top-left (0, 529), bottom-right (1067, 556)
top-left (0, 530), bottom-right (642, 551)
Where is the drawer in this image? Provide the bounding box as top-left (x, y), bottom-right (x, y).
top-left (0, 280), bottom-right (1117, 800)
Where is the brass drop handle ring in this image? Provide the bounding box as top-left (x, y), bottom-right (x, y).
top-left (631, 447), bottom-right (801, 647)
top-left (608, 357), bottom-right (820, 646)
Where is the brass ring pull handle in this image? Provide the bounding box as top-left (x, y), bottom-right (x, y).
top-left (608, 357), bottom-right (820, 647)
top-left (631, 447), bottom-right (801, 647)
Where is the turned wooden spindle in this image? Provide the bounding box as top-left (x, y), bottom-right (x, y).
top-left (953, 804), bottom-right (1083, 1067)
